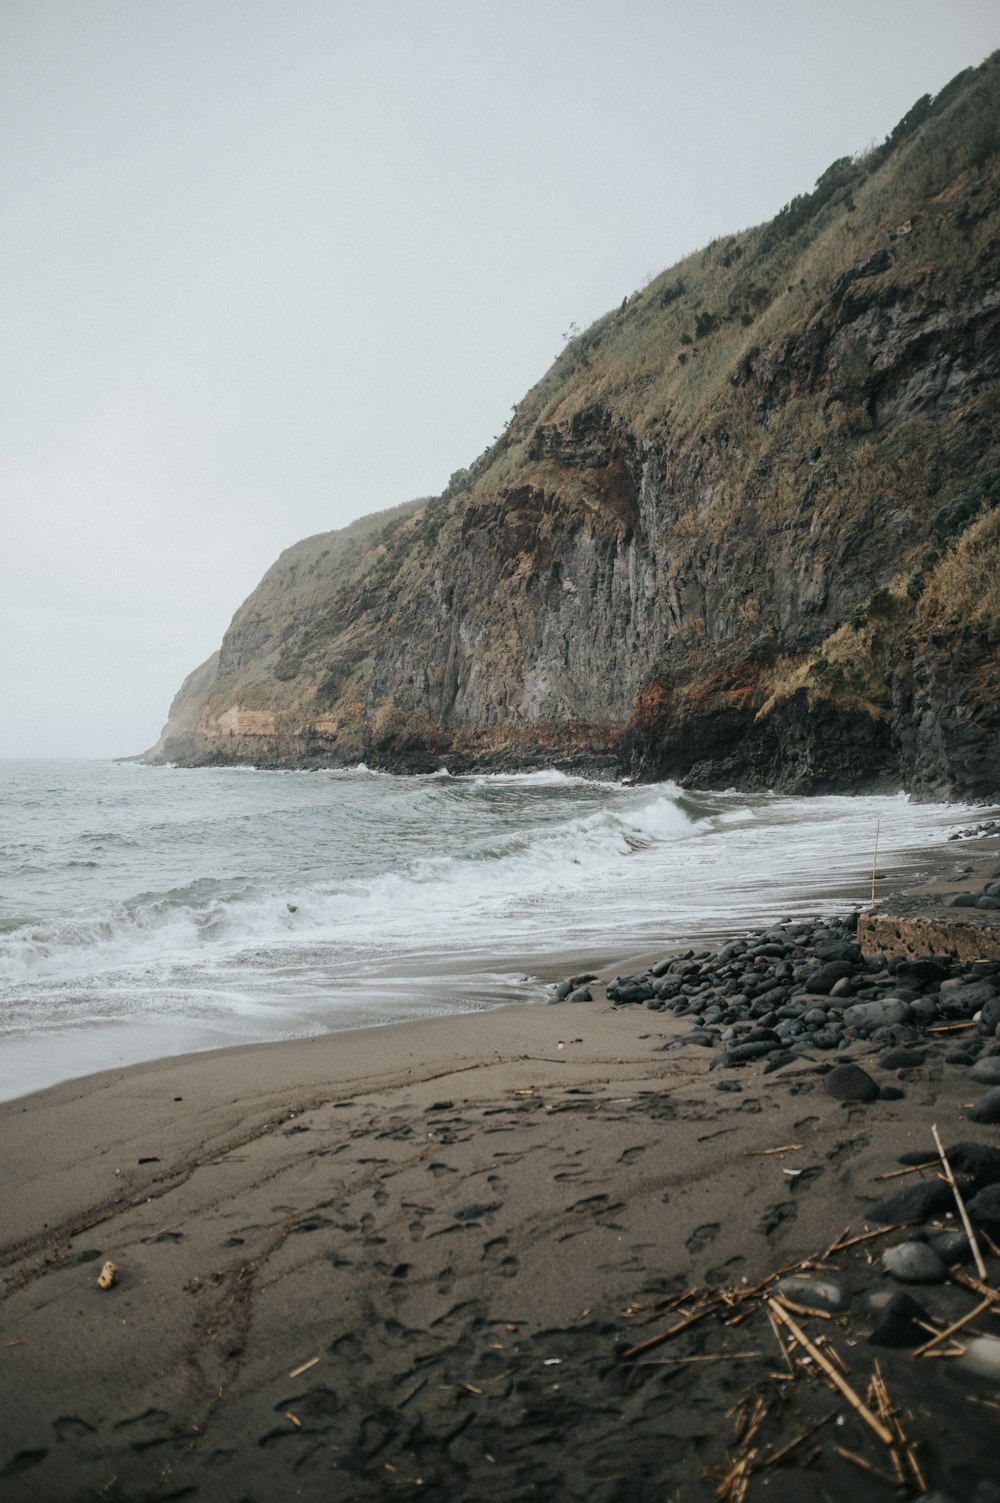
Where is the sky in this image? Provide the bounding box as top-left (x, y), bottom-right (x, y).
top-left (3, 0), bottom-right (999, 759)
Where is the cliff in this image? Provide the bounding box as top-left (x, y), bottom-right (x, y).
top-left (148, 55), bottom-right (1000, 799)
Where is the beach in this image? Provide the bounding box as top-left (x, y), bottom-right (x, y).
top-left (3, 835), bottom-right (1000, 1501)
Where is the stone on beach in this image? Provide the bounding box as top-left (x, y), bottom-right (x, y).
top-left (967, 1086), bottom-right (1000, 1124)
top-left (865, 1179), bottom-right (951, 1226)
top-left (868, 1291), bottom-right (931, 1347)
top-left (881, 1241), bottom-right (949, 1283)
top-left (824, 1063), bottom-right (880, 1102)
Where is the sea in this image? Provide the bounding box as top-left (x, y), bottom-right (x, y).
top-left (0, 758), bottom-right (975, 1103)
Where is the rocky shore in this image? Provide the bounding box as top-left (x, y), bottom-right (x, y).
top-left (3, 831), bottom-right (1000, 1501)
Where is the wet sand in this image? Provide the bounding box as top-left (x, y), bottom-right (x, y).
top-left (3, 834), bottom-right (1000, 1501)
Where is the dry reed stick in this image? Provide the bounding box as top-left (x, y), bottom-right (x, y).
top-left (932, 1123), bottom-right (988, 1281)
top-left (912, 1297), bottom-right (993, 1358)
top-left (770, 1301), bottom-right (894, 1446)
top-left (824, 1218), bottom-right (920, 1257)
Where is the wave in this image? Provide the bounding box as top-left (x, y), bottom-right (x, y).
top-left (0, 768), bottom-right (969, 1029)
top-left (0, 787), bottom-right (693, 986)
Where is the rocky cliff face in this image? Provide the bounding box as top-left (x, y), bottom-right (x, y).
top-left (149, 57), bottom-right (1000, 801)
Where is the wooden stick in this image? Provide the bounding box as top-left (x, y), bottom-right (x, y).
top-left (770, 1302), bottom-right (894, 1446)
top-left (927, 1021), bottom-right (978, 1032)
top-left (765, 1304), bottom-right (796, 1378)
top-left (932, 1123), bottom-right (988, 1281)
top-left (634, 1352), bottom-right (763, 1366)
top-left (746, 1144), bottom-right (803, 1156)
top-left (775, 1296), bottom-right (833, 1321)
top-left (912, 1297), bottom-right (993, 1358)
top-left (835, 1446), bottom-right (897, 1486)
top-left (820, 1224), bottom-right (852, 1260)
top-left (287, 1356), bottom-right (320, 1379)
top-left (873, 1161), bottom-right (936, 1181)
top-left (765, 1409), bottom-right (836, 1467)
top-left (953, 1268), bottom-right (1000, 1303)
top-left (621, 1300), bottom-right (716, 1360)
top-left (825, 1219), bottom-right (920, 1256)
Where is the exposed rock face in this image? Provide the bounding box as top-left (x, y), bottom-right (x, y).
top-left (147, 57), bottom-right (1000, 800)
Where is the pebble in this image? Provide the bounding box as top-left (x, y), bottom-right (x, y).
top-left (865, 1180), bottom-right (951, 1225)
top-left (968, 1086), bottom-right (1000, 1124)
top-left (947, 1142), bottom-right (1000, 1187)
top-left (868, 1291), bottom-right (930, 1347)
top-left (967, 1184), bottom-right (1000, 1233)
top-left (959, 1335), bottom-right (1000, 1381)
top-left (969, 1057), bottom-right (1000, 1084)
top-left (928, 1229), bottom-right (969, 1265)
top-left (842, 998), bottom-right (912, 1031)
top-left (878, 1046), bottom-right (925, 1070)
top-left (774, 1276), bottom-right (849, 1313)
top-left (881, 1241), bottom-right (949, 1283)
top-left (824, 1063), bottom-right (880, 1102)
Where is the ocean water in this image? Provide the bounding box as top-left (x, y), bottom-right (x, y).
top-left (0, 758), bottom-right (972, 1101)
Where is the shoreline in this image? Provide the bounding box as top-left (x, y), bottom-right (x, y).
top-left (3, 800), bottom-right (993, 1110)
top-left (3, 828), bottom-right (1000, 1499)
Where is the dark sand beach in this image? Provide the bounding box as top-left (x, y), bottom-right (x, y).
top-left (4, 835), bottom-right (1000, 1502)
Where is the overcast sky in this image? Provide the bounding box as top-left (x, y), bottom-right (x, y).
top-left (3, 0), bottom-right (999, 759)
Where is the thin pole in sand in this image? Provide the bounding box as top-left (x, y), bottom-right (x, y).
top-left (870, 819), bottom-right (881, 911)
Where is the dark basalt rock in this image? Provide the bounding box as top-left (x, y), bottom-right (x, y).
top-left (865, 1179), bottom-right (951, 1226)
top-left (824, 1063), bottom-right (880, 1102)
top-left (869, 1291), bottom-right (930, 1347)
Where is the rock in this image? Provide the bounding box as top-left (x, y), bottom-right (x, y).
top-left (928, 1229), bottom-right (970, 1265)
top-left (959, 1336), bottom-right (1000, 1381)
top-left (713, 1080), bottom-right (742, 1093)
top-left (969, 1057), bottom-right (1000, 1084)
top-left (967, 1184), bottom-right (1000, 1233)
top-left (722, 1040), bottom-right (779, 1065)
top-left (865, 1180), bottom-right (951, 1226)
top-left (895, 958), bottom-right (949, 987)
top-left (824, 1063), bottom-right (880, 1102)
top-left (968, 1086), bottom-right (1000, 1124)
top-left (868, 1291), bottom-right (930, 1347)
top-left (803, 961), bottom-right (855, 995)
top-left (774, 1276), bottom-right (849, 1313)
top-left (979, 997), bottom-right (1000, 1035)
top-left (843, 998), bottom-right (912, 1032)
top-left (947, 1142), bottom-right (1000, 1188)
top-left (881, 1241), bottom-right (948, 1283)
top-left (938, 982), bottom-right (999, 1019)
top-left (566, 986), bottom-right (593, 1002)
top-left (878, 1046), bottom-right (924, 1069)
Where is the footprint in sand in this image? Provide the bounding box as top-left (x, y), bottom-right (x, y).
top-left (706, 1255), bottom-right (745, 1282)
top-left (484, 1237), bottom-right (519, 1279)
top-left (685, 1223), bottom-right (720, 1255)
top-left (759, 1200), bottom-right (798, 1238)
top-left (1, 1451), bottom-right (47, 1477)
top-left (828, 1136), bottom-right (868, 1166)
top-left (53, 1418), bottom-right (95, 1442)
